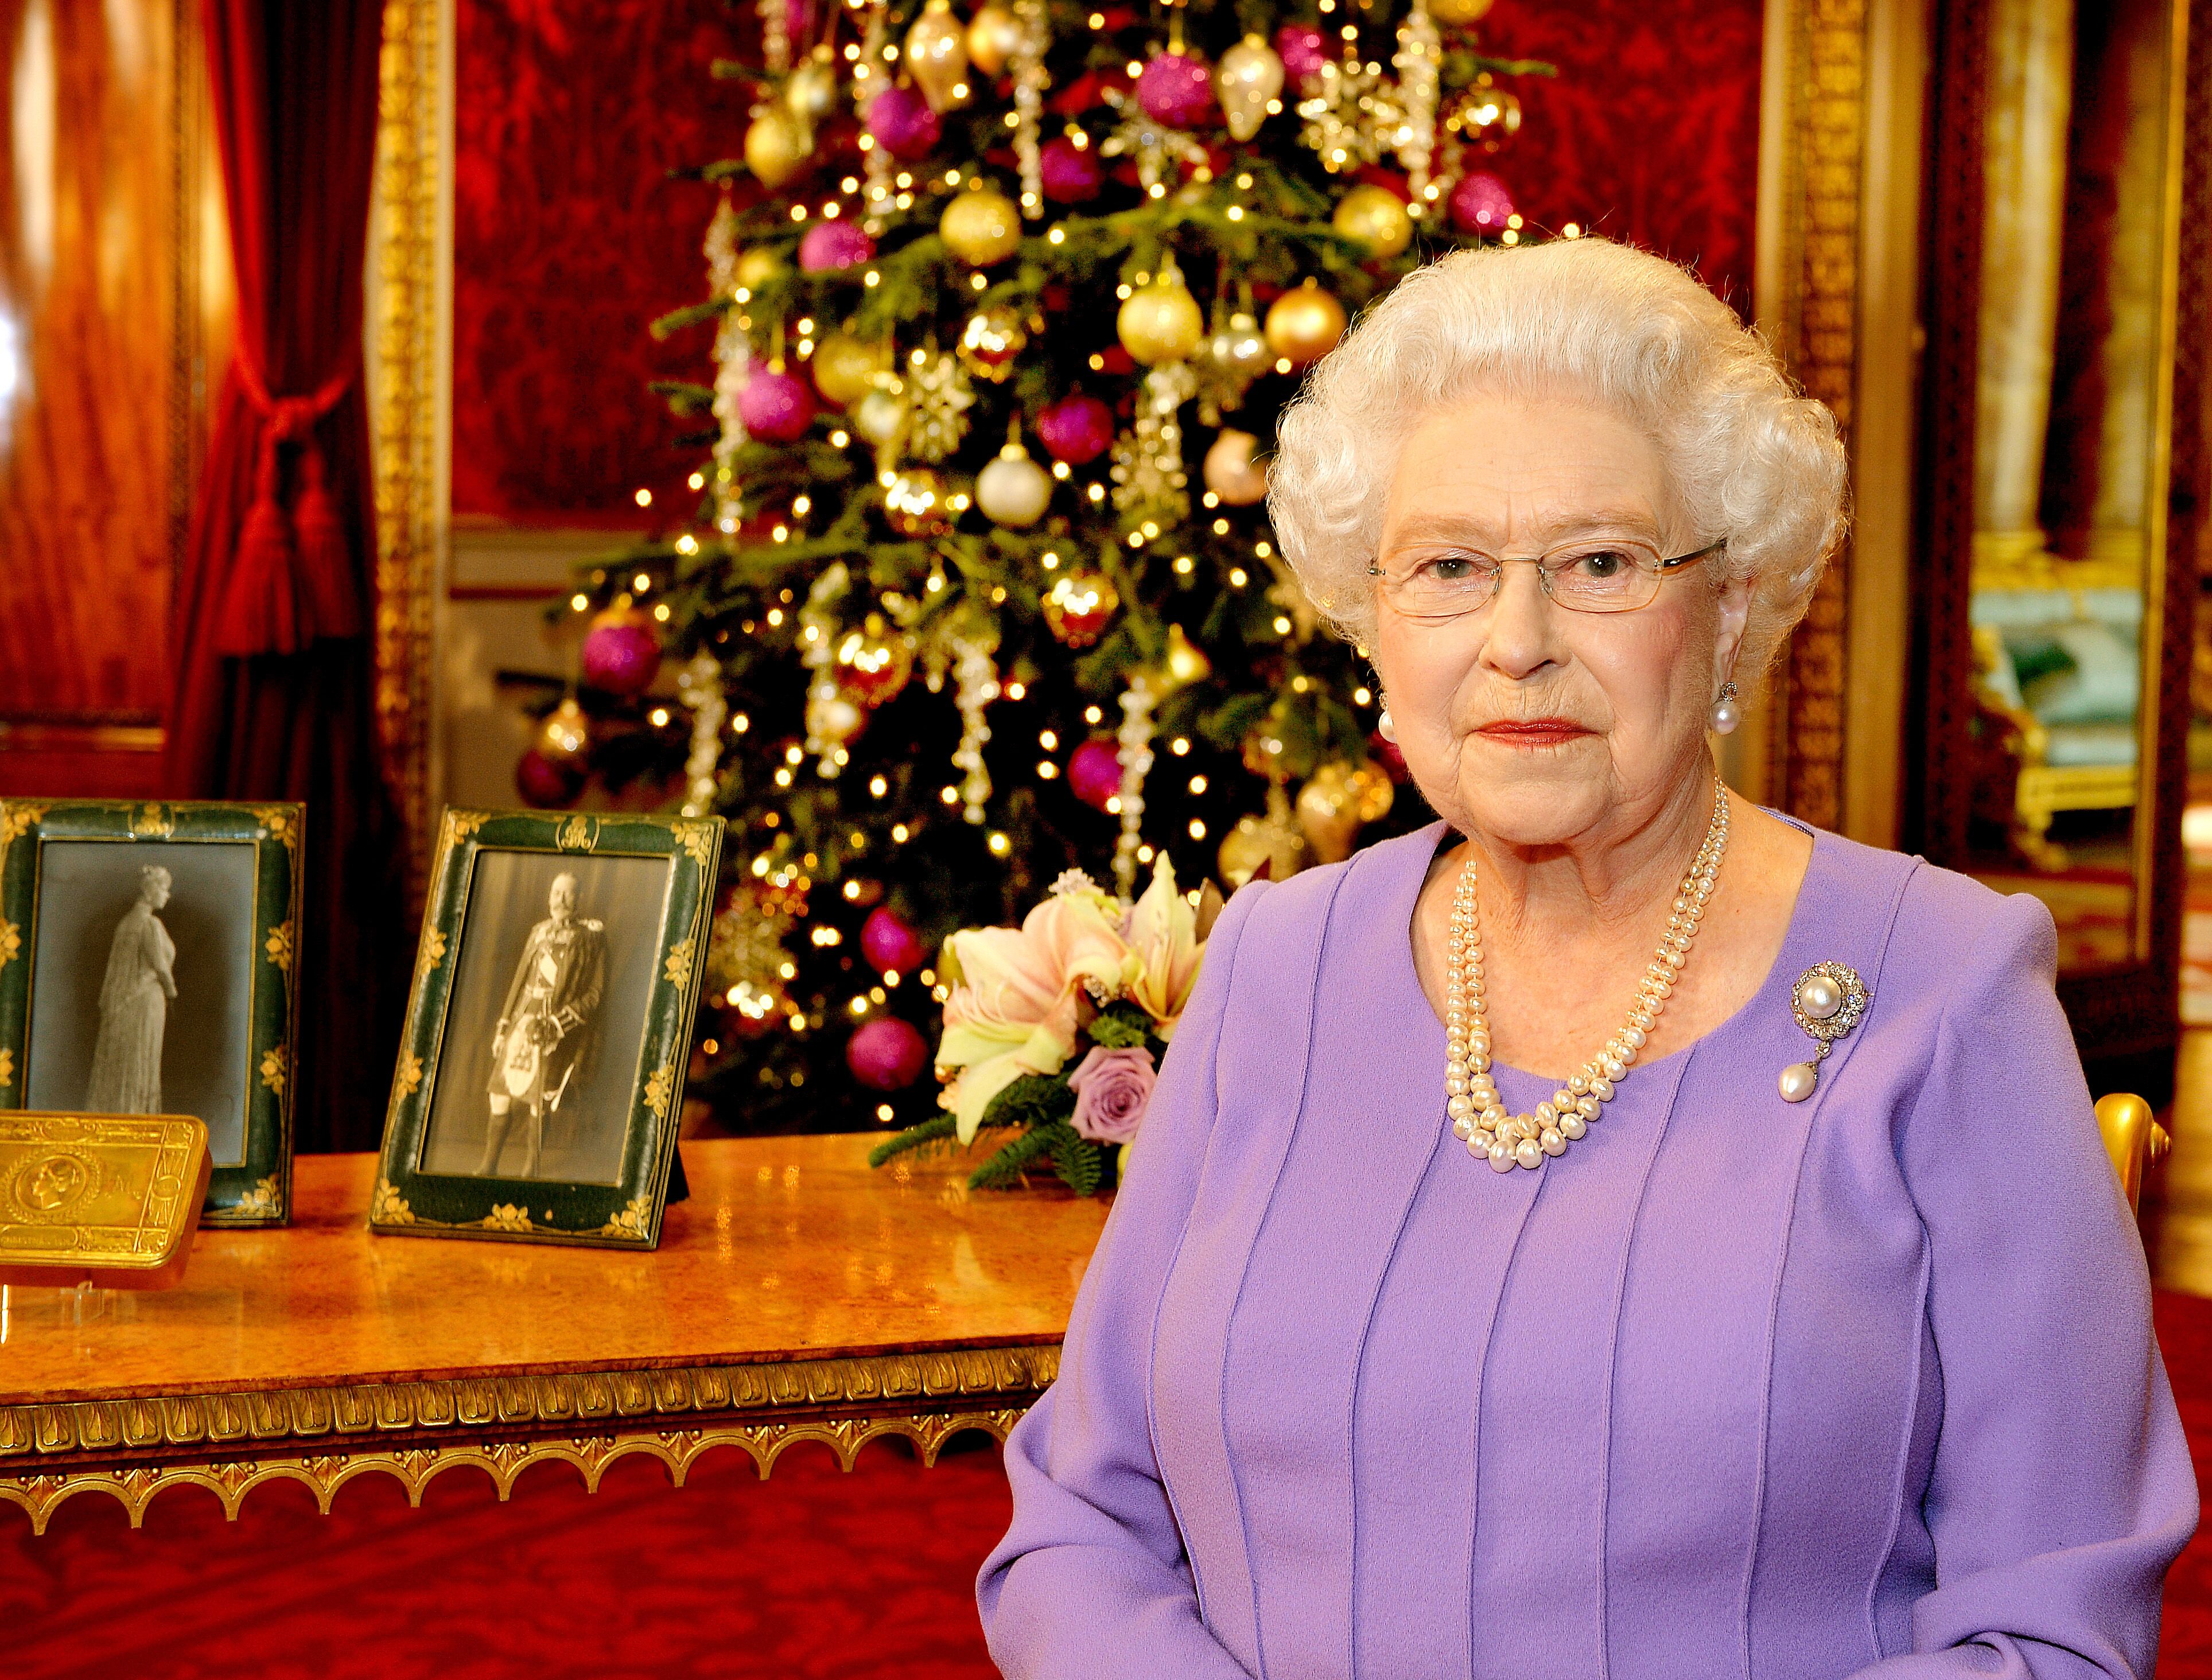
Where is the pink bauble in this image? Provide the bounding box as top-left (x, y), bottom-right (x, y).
top-left (799, 220), bottom-right (874, 272)
top-left (738, 369), bottom-right (817, 442)
top-left (860, 905), bottom-right (930, 974)
top-left (1036, 392), bottom-right (1114, 464)
top-left (1067, 738), bottom-right (1124, 811)
top-left (1450, 171), bottom-right (1517, 235)
top-left (1136, 50), bottom-right (1215, 129)
top-left (580, 618), bottom-right (661, 697)
top-left (1274, 24), bottom-right (1328, 87)
top-left (1039, 135), bottom-right (1103, 204)
top-left (865, 86), bottom-right (942, 161)
top-left (848, 1016), bottom-right (930, 1091)
top-left (515, 747), bottom-right (584, 808)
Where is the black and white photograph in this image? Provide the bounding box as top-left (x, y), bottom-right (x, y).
top-left (25, 841), bottom-right (258, 1165)
top-left (419, 849), bottom-right (674, 1185)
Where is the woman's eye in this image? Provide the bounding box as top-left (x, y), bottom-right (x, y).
top-left (1573, 550), bottom-right (1629, 578)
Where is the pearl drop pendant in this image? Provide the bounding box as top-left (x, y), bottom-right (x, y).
top-left (1446, 782), bottom-right (1731, 1172)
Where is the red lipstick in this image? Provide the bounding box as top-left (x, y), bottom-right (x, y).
top-left (1475, 718), bottom-right (1593, 748)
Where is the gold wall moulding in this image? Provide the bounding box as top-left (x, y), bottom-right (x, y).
top-left (0, 1408), bottom-right (1030, 1536)
top-left (0, 1344), bottom-right (1061, 1462)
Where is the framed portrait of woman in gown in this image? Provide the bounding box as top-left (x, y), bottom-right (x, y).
top-left (0, 800), bottom-right (304, 1226)
top-left (369, 807), bottom-right (720, 1249)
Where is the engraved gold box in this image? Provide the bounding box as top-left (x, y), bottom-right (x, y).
top-left (0, 1113), bottom-right (211, 1289)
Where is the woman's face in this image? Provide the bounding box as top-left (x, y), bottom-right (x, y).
top-left (1369, 389), bottom-right (1750, 849)
top-left (146, 877), bottom-right (171, 909)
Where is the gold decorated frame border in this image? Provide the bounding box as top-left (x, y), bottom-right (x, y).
top-left (0, 1343), bottom-right (1057, 1534)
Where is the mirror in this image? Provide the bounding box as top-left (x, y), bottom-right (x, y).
top-left (1960, 0), bottom-right (2186, 971)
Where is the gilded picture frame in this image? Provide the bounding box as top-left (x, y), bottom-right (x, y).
top-left (0, 799), bottom-right (304, 1227)
top-left (370, 807), bottom-right (722, 1249)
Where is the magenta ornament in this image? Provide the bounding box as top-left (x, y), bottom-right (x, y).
top-left (515, 748), bottom-right (584, 808)
top-left (1274, 24), bottom-right (1328, 87)
top-left (1067, 738), bottom-right (1124, 811)
top-left (860, 905), bottom-right (931, 974)
top-left (737, 368), bottom-right (817, 442)
top-left (1449, 170), bottom-right (1517, 235)
top-left (847, 1016), bottom-right (930, 1091)
top-left (1036, 392), bottom-right (1114, 464)
top-left (1039, 135), bottom-right (1103, 204)
top-left (865, 86), bottom-right (942, 161)
top-left (580, 617), bottom-right (661, 697)
top-left (799, 220), bottom-right (874, 272)
top-left (1136, 49), bottom-right (1215, 129)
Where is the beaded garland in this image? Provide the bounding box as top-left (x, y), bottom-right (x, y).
top-left (1445, 781), bottom-right (1731, 1172)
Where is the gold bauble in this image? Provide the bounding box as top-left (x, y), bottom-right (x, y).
top-left (784, 53), bottom-right (840, 125)
top-left (736, 246), bottom-right (787, 290)
top-left (806, 687), bottom-right (869, 747)
top-left (1294, 760), bottom-right (1393, 864)
top-left (1217, 812), bottom-right (1309, 888)
top-left (883, 467), bottom-right (954, 536)
top-left (538, 697), bottom-right (590, 763)
top-left (811, 333), bottom-right (880, 406)
top-left (744, 107), bottom-right (811, 189)
top-left (1202, 429), bottom-right (1270, 506)
top-left (1264, 281), bottom-right (1348, 368)
top-left (957, 306), bottom-right (1028, 379)
top-left (852, 388), bottom-right (907, 448)
top-left (1215, 34), bottom-right (1285, 143)
top-left (1041, 570), bottom-right (1121, 648)
top-left (966, 2), bottom-right (1025, 76)
top-left (1428, 0), bottom-right (1496, 22)
top-left (1117, 274), bottom-right (1206, 366)
top-left (1332, 184), bottom-right (1413, 259)
top-left (1158, 623), bottom-right (1213, 693)
top-left (940, 188), bottom-right (1023, 265)
top-left (1446, 83), bottom-right (1522, 143)
top-left (904, 0), bottom-right (971, 113)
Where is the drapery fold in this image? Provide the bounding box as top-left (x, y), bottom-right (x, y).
top-left (170, 0), bottom-right (406, 1152)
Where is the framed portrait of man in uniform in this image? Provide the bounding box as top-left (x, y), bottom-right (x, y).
top-left (370, 808), bottom-right (721, 1248)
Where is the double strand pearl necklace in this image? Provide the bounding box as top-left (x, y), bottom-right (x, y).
top-left (1444, 781), bottom-right (1731, 1173)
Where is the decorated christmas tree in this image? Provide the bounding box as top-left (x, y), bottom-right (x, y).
top-left (541, 0), bottom-right (1552, 1150)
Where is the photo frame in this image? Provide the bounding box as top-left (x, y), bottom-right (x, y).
top-left (370, 808), bottom-right (722, 1249)
top-left (0, 800), bottom-right (303, 1226)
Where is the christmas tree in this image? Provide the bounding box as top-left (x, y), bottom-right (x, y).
top-left (540, 0), bottom-right (1551, 1139)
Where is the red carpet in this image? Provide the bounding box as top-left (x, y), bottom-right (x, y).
top-left (1, 1434), bottom-right (1011, 1679)
top-left (9, 1310), bottom-right (2212, 1679)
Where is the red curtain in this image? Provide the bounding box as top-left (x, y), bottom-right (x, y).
top-left (170, 0), bottom-right (407, 1152)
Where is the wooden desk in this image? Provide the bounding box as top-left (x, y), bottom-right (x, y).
top-left (0, 1134), bottom-right (1105, 1534)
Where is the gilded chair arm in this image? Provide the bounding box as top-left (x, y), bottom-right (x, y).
top-left (2096, 1092), bottom-right (2171, 1214)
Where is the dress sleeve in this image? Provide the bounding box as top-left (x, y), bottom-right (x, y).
top-left (1850, 888), bottom-right (2198, 1678)
top-left (977, 878), bottom-right (1271, 1680)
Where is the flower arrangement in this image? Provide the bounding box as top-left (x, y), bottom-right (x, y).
top-left (869, 858), bottom-right (1220, 1194)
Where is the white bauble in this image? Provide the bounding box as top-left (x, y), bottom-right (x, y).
top-left (852, 388), bottom-right (906, 447)
top-left (1203, 429), bottom-right (1270, 505)
top-left (977, 444), bottom-right (1053, 527)
top-left (1215, 35), bottom-right (1285, 143)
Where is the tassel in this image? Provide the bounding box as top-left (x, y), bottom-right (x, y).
top-left (216, 428), bottom-right (305, 656)
top-left (291, 446), bottom-right (361, 641)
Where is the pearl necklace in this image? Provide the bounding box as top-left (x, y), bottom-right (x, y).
top-left (1445, 782), bottom-right (1731, 1172)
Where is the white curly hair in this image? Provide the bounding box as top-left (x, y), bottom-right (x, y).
top-left (1268, 238), bottom-right (1848, 682)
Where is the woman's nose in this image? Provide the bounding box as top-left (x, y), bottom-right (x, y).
top-left (1479, 561), bottom-right (1562, 680)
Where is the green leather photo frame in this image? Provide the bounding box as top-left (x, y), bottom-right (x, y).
top-left (0, 799), bottom-right (304, 1226)
top-left (370, 807), bottom-right (722, 1249)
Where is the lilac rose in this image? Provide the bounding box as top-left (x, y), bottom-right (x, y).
top-left (1067, 1045), bottom-right (1157, 1144)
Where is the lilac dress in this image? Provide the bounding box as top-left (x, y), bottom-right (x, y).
top-left (979, 822), bottom-right (2197, 1679)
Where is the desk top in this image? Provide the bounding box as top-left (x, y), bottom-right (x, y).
top-left (1, 1134), bottom-right (1107, 1407)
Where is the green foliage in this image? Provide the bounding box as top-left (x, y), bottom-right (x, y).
top-left (969, 1119), bottom-right (1078, 1189)
top-left (868, 1111), bottom-right (960, 1165)
top-left (1086, 1002), bottom-right (1154, 1049)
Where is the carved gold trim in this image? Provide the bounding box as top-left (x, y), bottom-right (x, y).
top-left (1766, 0), bottom-right (1867, 831)
top-left (0, 1409), bottom-right (1029, 1535)
top-left (372, 0), bottom-right (443, 908)
top-left (0, 1345), bottom-right (1060, 1463)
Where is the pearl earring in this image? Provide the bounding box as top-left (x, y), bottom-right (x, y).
top-left (1378, 708), bottom-right (1398, 744)
top-left (1709, 680), bottom-right (1741, 736)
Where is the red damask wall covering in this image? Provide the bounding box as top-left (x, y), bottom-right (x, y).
top-left (448, 0), bottom-right (1766, 526)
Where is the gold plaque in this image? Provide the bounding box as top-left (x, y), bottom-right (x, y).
top-left (0, 1113), bottom-right (211, 1289)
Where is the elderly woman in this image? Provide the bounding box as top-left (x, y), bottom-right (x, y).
top-left (978, 239), bottom-right (2195, 1678)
